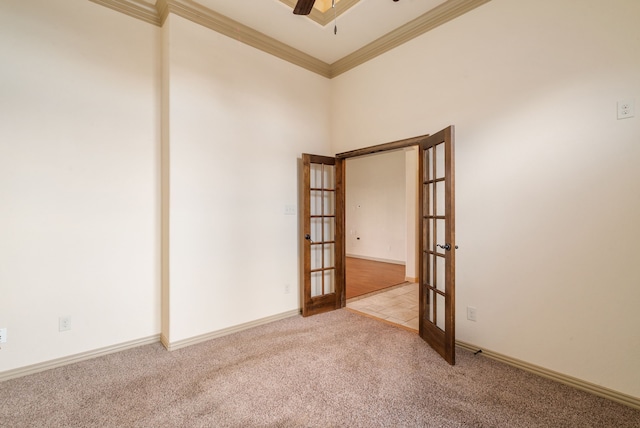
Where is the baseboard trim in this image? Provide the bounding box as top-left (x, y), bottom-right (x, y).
top-left (1, 311), bottom-right (300, 382)
top-left (163, 309), bottom-right (300, 351)
top-left (405, 276), bottom-right (418, 283)
top-left (160, 333), bottom-right (170, 349)
top-left (346, 254), bottom-right (405, 265)
top-left (0, 335), bottom-right (161, 382)
top-left (456, 340), bottom-right (640, 410)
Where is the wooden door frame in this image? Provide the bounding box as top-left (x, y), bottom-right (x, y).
top-left (335, 134), bottom-right (431, 306)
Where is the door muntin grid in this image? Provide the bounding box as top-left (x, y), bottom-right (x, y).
top-left (310, 162), bottom-right (336, 298)
top-left (422, 143), bottom-right (448, 330)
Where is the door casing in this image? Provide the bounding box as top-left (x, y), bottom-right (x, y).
top-left (303, 134), bottom-right (431, 312)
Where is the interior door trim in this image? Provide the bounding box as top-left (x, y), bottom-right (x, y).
top-left (302, 133), bottom-right (434, 317)
top-left (336, 134), bottom-right (430, 159)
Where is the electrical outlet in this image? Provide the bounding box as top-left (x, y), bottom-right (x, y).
top-left (59, 317), bottom-right (71, 332)
top-left (617, 99), bottom-right (635, 119)
top-left (0, 328), bottom-right (6, 343)
top-left (467, 306), bottom-right (477, 322)
top-left (284, 284), bottom-right (291, 294)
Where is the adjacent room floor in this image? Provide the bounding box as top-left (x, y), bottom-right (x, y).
top-left (347, 282), bottom-right (419, 331)
top-left (345, 257), bottom-right (406, 299)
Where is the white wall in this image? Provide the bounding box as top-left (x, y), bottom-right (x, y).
top-left (345, 150), bottom-right (406, 263)
top-left (331, 0), bottom-right (640, 398)
top-left (0, 0), bottom-right (161, 371)
top-left (164, 15), bottom-right (331, 343)
top-left (3, 0), bottom-right (639, 402)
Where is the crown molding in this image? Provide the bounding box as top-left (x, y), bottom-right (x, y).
top-left (279, 0), bottom-right (360, 27)
top-left (88, 0), bottom-right (490, 79)
top-left (330, 0), bottom-right (491, 77)
top-left (88, 0), bottom-right (161, 26)
top-left (159, 0), bottom-right (331, 78)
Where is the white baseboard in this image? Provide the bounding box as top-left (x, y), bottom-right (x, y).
top-left (163, 309), bottom-right (300, 351)
top-left (12, 316), bottom-right (634, 412)
top-left (0, 310), bottom-right (301, 382)
top-left (0, 335), bottom-right (161, 382)
top-left (456, 340), bottom-right (640, 410)
top-left (346, 254), bottom-right (405, 265)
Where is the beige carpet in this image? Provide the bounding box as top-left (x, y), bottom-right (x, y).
top-left (1, 309), bottom-right (638, 427)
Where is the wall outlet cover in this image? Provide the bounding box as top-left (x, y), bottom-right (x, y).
top-left (59, 317), bottom-right (71, 332)
top-left (617, 99), bottom-right (635, 119)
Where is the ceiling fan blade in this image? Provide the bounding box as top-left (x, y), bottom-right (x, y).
top-left (293, 0), bottom-right (316, 15)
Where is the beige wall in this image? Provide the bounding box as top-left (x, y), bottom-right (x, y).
top-left (346, 150), bottom-right (406, 263)
top-left (0, 0), bottom-right (161, 371)
top-left (163, 15), bottom-right (331, 343)
top-left (331, 0), bottom-right (640, 398)
top-left (2, 0), bottom-right (639, 402)
top-left (344, 148), bottom-right (418, 280)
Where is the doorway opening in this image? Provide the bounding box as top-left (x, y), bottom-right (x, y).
top-left (343, 147), bottom-right (419, 330)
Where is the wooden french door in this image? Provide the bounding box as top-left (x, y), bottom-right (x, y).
top-left (301, 128), bottom-right (455, 366)
top-left (418, 126), bottom-right (456, 365)
top-left (301, 154), bottom-right (345, 316)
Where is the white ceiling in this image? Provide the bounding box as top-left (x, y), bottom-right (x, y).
top-left (186, 0), bottom-right (449, 64)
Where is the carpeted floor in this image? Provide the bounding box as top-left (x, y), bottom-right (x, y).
top-left (1, 309), bottom-right (638, 427)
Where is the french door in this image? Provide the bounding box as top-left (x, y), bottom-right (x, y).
top-left (418, 126), bottom-right (456, 365)
top-left (301, 126), bottom-right (455, 365)
top-left (301, 154), bottom-right (345, 316)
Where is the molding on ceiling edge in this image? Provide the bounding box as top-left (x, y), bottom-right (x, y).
top-left (88, 0), bottom-right (491, 79)
top-left (88, 0), bottom-right (161, 26)
top-left (160, 0), bottom-right (332, 78)
top-left (330, 0), bottom-right (491, 77)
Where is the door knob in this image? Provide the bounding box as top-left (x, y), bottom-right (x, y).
top-left (304, 234), bottom-right (314, 243)
top-left (436, 243), bottom-right (458, 251)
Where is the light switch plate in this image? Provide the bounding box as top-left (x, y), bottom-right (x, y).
top-left (467, 307), bottom-right (477, 322)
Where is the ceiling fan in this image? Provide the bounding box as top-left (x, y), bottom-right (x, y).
top-left (294, 0), bottom-right (399, 15)
top-left (293, 0), bottom-right (318, 15)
